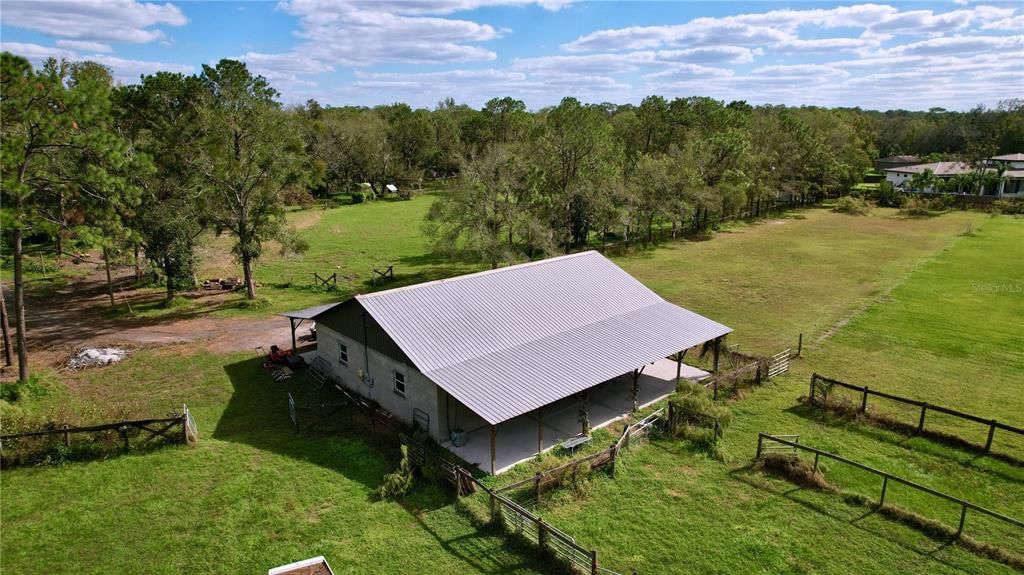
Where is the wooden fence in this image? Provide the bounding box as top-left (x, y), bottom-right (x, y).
top-left (755, 433), bottom-right (1024, 540)
top-left (494, 408), bottom-right (665, 504)
top-left (0, 404), bottom-right (197, 466)
top-left (591, 198), bottom-right (811, 257)
top-left (452, 465), bottom-right (609, 575)
top-left (808, 373), bottom-right (1024, 455)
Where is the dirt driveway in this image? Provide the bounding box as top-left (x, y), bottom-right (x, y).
top-left (3, 263), bottom-right (301, 374)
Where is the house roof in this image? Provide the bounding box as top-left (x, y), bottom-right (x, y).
top-left (350, 251), bottom-right (731, 425)
top-left (884, 161), bottom-right (974, 176)
top-left (876, 155), bottom-right (921, 163)
top-left (991, 153), bottom-right (1024, 162)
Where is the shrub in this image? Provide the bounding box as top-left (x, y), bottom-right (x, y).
top-left (351, 191), bottom-right (366, 204)
top-left (833, 196), bottom-right (872, 215)
top-left (0, 373), bottom-right (52, 402)
top-left (377, 445), bottom-right (415, 500)
top-left (668, 387), bottom-right (732, 459)
top-left (872, 181), bottom-right (902, 207)
top-left (236, 296), bottom-right (272, 311)
top-left (757, 453), bottom-right (831, 490)
top-left (992, 199), bottom-right (1024, 215)
top-left (898, 196), bottom-right (947, 216)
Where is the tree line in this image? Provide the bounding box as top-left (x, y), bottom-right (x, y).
top-left (2, 51), bottom-right (1022, 381)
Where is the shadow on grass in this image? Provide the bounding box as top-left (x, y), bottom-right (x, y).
top-left (782, 402), bottom-right (1024, 481)
top-left (726, 464), bottom-right (972, 572)
top-left (402, 491), bottom-right (572, 575)
top-left (214, 356), bottom-right (555, 574)
top-left (214, 356), bottom-right (403, 494)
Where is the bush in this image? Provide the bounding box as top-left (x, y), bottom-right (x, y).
top-left (377, 445), bottom-right (415, 500)
top-left (668, 388), bottom-right (732, 459)
top-left (833, 196), bottom-right (872, 215)
top-left (236, 296), bottom-right (272, 311)
top-left (0, 373), bottom-right (52, 402)
top-left (992, 199), bottom-right (1024, 215)
top-left (898, 196), bottom-right (947, 216)
top-left (351, 191), bottom-right (366, 204)
top-left (872, 181), bottom-right (902, 208)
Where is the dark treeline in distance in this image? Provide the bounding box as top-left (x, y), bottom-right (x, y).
top-left (2, 52), bottom-right (1023, 380)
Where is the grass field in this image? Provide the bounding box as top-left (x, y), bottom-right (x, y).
top-left (2, 202), bottom-right (1021, 574)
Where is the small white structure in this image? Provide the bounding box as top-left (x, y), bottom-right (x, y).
top-left (268, 556), bottom-right (334, 575)
top-left (385, 183), bottom-right (398, 194)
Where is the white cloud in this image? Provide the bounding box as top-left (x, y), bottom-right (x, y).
top-left (0, 0), bottom-right (187, 44)
top-left (875, 34), bottom-right (1024, 57)
top-left (982, 14), bottom-right (1024, 31)
top-left (278, 0), bottom-right (501, 66)
top-left (55, 40), bottom-right (113, 53)
top-left (0, 41), bottom-right (191, 83)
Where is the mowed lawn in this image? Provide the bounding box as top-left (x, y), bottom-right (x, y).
top-left (537, 213), bottom-right (1024, 574)
top-left (0, 350), bottom-right (553, 575)
top-left (3, 205), bottom-right (1021, 574)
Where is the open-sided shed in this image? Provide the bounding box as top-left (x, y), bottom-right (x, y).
top-left (312, 251), bottom-right (731, 473)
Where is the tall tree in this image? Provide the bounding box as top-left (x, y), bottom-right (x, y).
top-left (197, 59), bottom-right (308, 299)
top-left (1, 53), bottom-right (134, 379)
top-left (114, 72), bottom-right (206, 303)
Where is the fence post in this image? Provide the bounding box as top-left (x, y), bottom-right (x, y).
top-left (756, 434), bottom-right (764, 459)
top-left (984, 420), bottom-right (997, 453)
top-left (489, 492), bottom-right (498, 524)
top-left (812, 452), bottom-right (820, 475)
top-left (957, 503), bottom-right (967, 538)
top-left (538, 519), bottom-right (548, 551)
top-left (535, 472), bottom-right (542, 501)
top-left (809, 374), bottom-right (816, 402)
top-left (879, 476), bottom-right (888, 506)
top-left (591, 549), bottom-right (599, 575)
top-left (63, 424), bottom-right (71, 448)
top-left (797, 333), bottom-right (803, 357)
top-left (861, 386), bottom-right (869, 413)
top-left (917, 403), bottom-right (928, 433)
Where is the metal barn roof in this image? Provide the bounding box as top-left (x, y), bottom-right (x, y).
top-left (281, 302), bottom-right (341, 320)
top-left (353, 251), bottom-right (732, 425)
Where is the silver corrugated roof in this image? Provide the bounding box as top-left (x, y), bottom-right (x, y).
top-left (281, 302), bottom-right (341, 320)
top-left (356, 251), bottom-right (731, 425)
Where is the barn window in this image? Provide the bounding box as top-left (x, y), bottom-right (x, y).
top-left (393, 371), bottom-right (406, 397)
top-left (337, 342), bottom-right (348, 366)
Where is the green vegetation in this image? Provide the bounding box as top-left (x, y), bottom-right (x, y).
top-left (528, 213), bottom-right (1024, 574)
top-left (3, 205), bottom-right (1021, 574)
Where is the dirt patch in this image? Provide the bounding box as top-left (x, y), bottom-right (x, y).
top-left (1, 261), bottom-right (301, 380)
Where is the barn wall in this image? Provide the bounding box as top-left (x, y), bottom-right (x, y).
top-left (317, 324), bottom-right (444, 441)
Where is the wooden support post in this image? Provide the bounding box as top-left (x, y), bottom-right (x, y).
top-left (809, 375), bottom-right (816, 402)
top-left (861, 386), bottom-right (869, 413)
top-left (957, 503), bottom-right (967, 537)
top-left (984, 420), bottom-right (996, 453)
top-left (797, 333), bottom-right (803, 357)
top-left (917, 403), bottom-right (928, 433)
top-left (538, 519), bottom-right (548, 551)
top-left (713, 337), bottom-right (722, 372)
top-left (63, 424), bottom-right (71, 448)
top-left (490, 425), bottom-right (497, 475)
top-left (880, 476), bottom-right (888, 506)
top-left (813, 452), bottom-right (820, 475)
top-left (290, 317), bottom-right (298, 353)
top-left (675, 353), bottom-right (682, 385)
top-left (756, 434), bottom-right (764, 459)
top-left (537, 407), bottom-right (544, 455)
top-left (590, 550), bottom-right (599, 575)
top-left (631, 369), bottom-right (640, 412)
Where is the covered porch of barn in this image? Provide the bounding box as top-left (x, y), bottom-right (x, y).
top-left (440, 348), bottom-right (719, 475)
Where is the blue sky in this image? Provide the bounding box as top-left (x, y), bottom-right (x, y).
top-left (1, 1), bottom-right (1022, 110)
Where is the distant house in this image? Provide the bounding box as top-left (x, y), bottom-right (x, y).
top-left (874, 155), bottom-right (922, 172)
top-left (310, 251), bottom-right (731, 474)
top-left (882, 154), bottom-right (1024, 196)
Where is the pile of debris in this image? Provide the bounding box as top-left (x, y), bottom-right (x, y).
top-left (202, 277), bottom-right (243, 290)
top-left (67, 348), bottom-right (129, 370)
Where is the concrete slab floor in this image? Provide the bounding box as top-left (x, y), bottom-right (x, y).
top-left (441, 358), bottom-right (710, 474)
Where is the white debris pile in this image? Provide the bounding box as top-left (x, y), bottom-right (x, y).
top-left (67, 348), bottom-right (129, 369)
